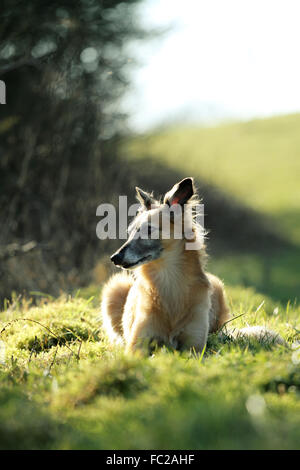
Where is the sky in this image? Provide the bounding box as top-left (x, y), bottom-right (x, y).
top-left (123, 0), bottom-right (300, 132)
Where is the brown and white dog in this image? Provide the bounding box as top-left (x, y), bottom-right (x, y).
top-left (101, 177), bottom-right (229, 353)
top-left (101, 177), bottom-right (283, 353)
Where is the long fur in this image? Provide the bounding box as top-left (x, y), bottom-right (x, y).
top-left (101, 179), bottom-right (283, 353)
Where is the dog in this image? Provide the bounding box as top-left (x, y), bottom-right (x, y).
top-left (101, 177), bottom-right (284, 353)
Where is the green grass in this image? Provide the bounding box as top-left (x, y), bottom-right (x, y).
top-left (0, 288), bottom-right (299, 449)
top-left (207, 249), bottom-right (300, 304)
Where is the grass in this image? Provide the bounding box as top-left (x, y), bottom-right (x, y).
top-left (0, 287), bottom-right (299, 449)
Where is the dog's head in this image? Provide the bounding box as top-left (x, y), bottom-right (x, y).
top-left (110, 177), bottom-right (198, 270)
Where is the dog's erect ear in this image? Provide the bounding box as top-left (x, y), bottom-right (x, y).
top-left (135, 187), bottom-right (155, 210)
top-left (163, 177), bottom-right (195, 207)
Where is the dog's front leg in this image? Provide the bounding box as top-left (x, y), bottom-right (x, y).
top-left (125, 316), bottom-right (159, 354)
top-left (178, 312), bottom-right (209, 354)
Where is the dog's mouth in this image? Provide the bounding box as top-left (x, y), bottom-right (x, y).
top-left (121, 254), bottom-right (153, 270)
top-left (111, 247), bottom-right (163, 270)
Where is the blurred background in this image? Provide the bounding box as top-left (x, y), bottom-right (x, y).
top-left (1, 0), bottom-right (300, 305)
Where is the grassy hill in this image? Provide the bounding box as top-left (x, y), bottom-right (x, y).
top-left (126, 113), bottom-right (300, 241)
top-left (125, 113), bottom-right (300, 302)
top-left (0, 287), bottom-right (299, 450)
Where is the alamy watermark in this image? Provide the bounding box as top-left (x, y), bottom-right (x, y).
top-left (96, 197), bottom-right (205, 250)
top-left (0, 80), bottom-right (6, 104)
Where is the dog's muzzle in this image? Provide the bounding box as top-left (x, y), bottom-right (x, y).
top-left (110, 250), bottom-right (124, 267)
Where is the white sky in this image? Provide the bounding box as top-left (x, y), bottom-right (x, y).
top-left (123, 0), bottom-right (300, 131)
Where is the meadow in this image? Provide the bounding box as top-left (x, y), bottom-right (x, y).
top-left (0, 286), bottom-right (299, 450)
top-left (125, 113), bottom-right (300, 303)
top-left (0, 113), bottom-right (299, 449)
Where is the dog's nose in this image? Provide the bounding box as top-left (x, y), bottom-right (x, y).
top-left (110, 252), bottom-right (123, 266)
